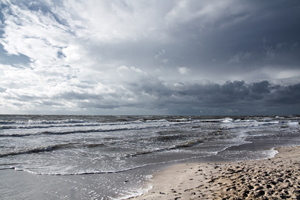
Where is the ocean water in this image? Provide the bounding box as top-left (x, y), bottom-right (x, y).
top-left (0, 115), bottom-right (300, 199)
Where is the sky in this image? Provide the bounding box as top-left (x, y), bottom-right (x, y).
top-left (0, 0), bottom-right (300, 115)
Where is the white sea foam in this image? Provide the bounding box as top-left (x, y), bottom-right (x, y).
top-left (117, 175), bottom-right (153, 200)
top-left (0, 115), bottom-right (300, 199)
top-left (221, 117), bottom-right (234, 123)
top-left (287, 121), bottom-right (299, 126)
top-left (262, 148), bottom-right (279, 159)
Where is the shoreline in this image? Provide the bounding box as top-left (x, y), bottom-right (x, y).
top-left (128, 146), bottom-right (300, 199)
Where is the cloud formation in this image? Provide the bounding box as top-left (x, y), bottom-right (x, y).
top-left (0, 0), bottom-right (300, 115)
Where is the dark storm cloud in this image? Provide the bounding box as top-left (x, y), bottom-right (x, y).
top-left (50, 78), bottom-right (300, 115)
top-left (125, 76), bottom-right (172, 97)
top-left (162, 1), bottom-right (300, 76)
top-left (268, 83), bottom-right (300, 105)
top-left (78, 0), bottom-right (300, 81)
top-left (1, 0), bottom-right (300, 115)
top-left (171, 81), bottom-right (299, 106)
top-left (166, 81), bottom-right (300, 114)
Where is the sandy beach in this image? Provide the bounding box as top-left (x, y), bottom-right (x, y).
top-left (129, 146), bottom-right (300, 200)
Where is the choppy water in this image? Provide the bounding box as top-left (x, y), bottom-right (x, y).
top-left (0, 115), bottom-right (300, 199)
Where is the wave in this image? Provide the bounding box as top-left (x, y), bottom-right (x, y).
top-left (0, 123), bottom-right (101, 130)
top-left (221, 117), bottom-right (234, 123)
top-left (0, 121), bottom-right (191, 138)
top-left (287, 121), bottom-right (299, 126)
top-left (125, 138), bottom-right (204, 158)
top-left (0, 133), bottom-right (33, 137)
top-left (4, 116), bottom-right (283, 133)
top-left (26, 119), bottom-right (90, 125)
top-left (0, 143), bottom-right (106, 158)
top-left (0, 119), bottom-right (88, 125)
top-left (0, 127), bottom-right (131, 137)
top-left (14, 162), bottom-right (166, 176)
top-left (0, 145), bottom-right (60, 157)
top-left (0, 126), bottom-right (144, 138)
top-left (0, 121), bottom-right (16, 125)
top-left (0, 117), bottom-right (194, 130)
top-left (0, 121), bottom-right (139, 130)
top-left (13, 151), bottom-right (217, 176)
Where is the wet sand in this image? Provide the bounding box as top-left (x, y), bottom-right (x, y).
top-left (129, 146), bottom-right (300, 199)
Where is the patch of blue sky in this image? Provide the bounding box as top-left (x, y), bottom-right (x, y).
top-left (0, 44), bottom-right (31, 66)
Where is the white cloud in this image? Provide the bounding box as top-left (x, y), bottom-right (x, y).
top-left (178, 66), bottom-right (189, 75)
top-left (56, 0), bottom-right (170, 42)
top-left (0, 1), bottom-right (70, 67)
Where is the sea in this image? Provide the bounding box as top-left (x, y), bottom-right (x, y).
top-left (0, 115), bottom-right (300, 199)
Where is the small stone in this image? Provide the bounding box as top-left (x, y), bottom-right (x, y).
top-left (277, 178), bottom-right (284, 182)
top-left (255, 186), bottom-right (264, 191)
top-left (266, 184), bottom-right (272, 189)
top-left (254, 190), bottom-right (265, 198)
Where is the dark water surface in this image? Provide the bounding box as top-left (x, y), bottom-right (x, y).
top-left (0, 115), bottom-right (299, 199)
